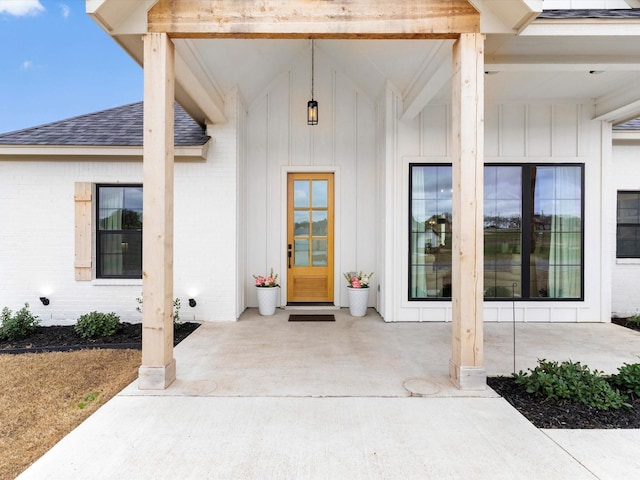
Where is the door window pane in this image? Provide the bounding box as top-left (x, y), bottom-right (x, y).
top-left (312, 239), bottom-right (327, 266)
top-left (294, 211), bottom-right (309, 236)
top-left (312, 211), bottom-right (327, 236)
top-left (294, 180), bottom-right (310, 208)
top-left (312, 180), bottom-right (328, 208)
top-left (294, 240), bottom-right (309, 266)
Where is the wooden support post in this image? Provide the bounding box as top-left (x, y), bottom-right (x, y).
top-left (449, 33), bottom-right (486, 390)
top-left (138, 32), bottom-right (176, 390)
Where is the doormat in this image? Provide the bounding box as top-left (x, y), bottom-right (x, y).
top-left (288, 314), bottom-right (335, 322)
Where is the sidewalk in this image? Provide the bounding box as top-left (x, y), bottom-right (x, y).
top-left (17, 311), bottom-right (640, 479)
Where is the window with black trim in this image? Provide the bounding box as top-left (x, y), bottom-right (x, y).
top-left (96, 185), bottom-right (143, 278)
top-left (617, 191), bottom-right (640, 258)
top-left (409, 164), bottom-right (583, 300)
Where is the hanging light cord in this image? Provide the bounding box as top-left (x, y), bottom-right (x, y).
top-left (311, 39), bottom-right (315, 100)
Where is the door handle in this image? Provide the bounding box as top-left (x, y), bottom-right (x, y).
top-left (287, 244), bottom-right (292, 269)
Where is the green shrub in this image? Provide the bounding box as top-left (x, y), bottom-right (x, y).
top-left (626, 313), bottom-right (640, 327)
top-left (75, 311), bottom-right (121, 339)
top-left (514, 359), bottom-right (629, 411)
top-left (0, 303), bottom-right (40, 340)
top-left (610, 363), bottom-right (640, 399)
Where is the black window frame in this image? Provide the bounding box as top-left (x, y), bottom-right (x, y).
top-left (408, 163), bottom-right (585, 302)
top-left (616, 191), bottom-right (640, 259)
top-left (96, 184), bottom-right (143, 279)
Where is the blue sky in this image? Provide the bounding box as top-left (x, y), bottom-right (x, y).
top-left (0, 0), bottom-right (142, 134)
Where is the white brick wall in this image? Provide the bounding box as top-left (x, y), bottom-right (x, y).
top-left (0, 99), bottom-right (241, 326)
top-left (612, 143), bottom-right (640, 318)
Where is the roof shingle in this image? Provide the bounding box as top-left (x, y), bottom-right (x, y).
top-left (614, 118), bottom-right (640, 130)
top-left (0, 102), bottom-right (209, 147)
top-left (538, 9), bottom-right (640, 19)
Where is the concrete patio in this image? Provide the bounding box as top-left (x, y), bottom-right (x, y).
top-left (17, 309), bottom-right (640, 479)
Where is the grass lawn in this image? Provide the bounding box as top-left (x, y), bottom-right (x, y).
top-left (0, 349), bottom-right (140, 480)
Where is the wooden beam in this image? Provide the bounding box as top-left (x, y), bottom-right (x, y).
top-left (401, 40), bottom-right (452, 121)
top-left (148, 0), bottom-right (480, 38)
top-left (449, 32), bottom-right (485, 390)
top-left (139, 32), bottom-right (176, 390)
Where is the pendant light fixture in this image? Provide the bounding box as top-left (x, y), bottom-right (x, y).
top-left (307, 39), bottom-right (318, 125)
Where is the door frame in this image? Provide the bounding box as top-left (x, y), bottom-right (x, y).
top-left (281, 166), bottom-right (341, 306)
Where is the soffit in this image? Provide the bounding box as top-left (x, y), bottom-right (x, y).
top-left (88, 1), bottom-right (640, 124)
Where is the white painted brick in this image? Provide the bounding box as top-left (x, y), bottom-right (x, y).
top-left (611, 144), bottom-right (640, 317)
top-left (0, 98), bottom-right (241, 326)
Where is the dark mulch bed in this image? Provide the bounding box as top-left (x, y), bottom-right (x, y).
top-left (612, 317), bottom-right (640, 332)
top-left (488, 376), bottom-right (640, 429)
top-left (488, 317), bottom-right (640, 429)
top-left (0, 322), bottom-right (200, 354)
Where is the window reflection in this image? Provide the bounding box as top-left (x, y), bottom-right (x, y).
top-left (97, 185), bottom-right (143, 278)
top-left (409, 164), bottom-right (582, 300)
top-left (294, 180), bottom-right (310, 208)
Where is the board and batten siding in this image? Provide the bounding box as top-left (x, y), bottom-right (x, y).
top-left (245, 46), bottom-right (378, 308)
top-left (389, 101), bottom-right (608, 322)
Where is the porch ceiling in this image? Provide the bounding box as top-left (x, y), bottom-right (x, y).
top-left (88, 1), bottom-right (640, 125)
top-left (176, 38), bottom-right (453, 108)
top-left (176, 34), bottom-right (640, 123)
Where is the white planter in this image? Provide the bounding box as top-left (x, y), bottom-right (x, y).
top-left (347, 287), bottom-right (369, 317)
top-left (256, 287), bottom-right (279, 316)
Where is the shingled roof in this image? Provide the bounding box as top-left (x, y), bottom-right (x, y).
top-left (0, 102), bottom-right (209, 147)
top-left (614, 118), bottom-right (640, 130)
top-left (538, 9), bottom-right (640, 19)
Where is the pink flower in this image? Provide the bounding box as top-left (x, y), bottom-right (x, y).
top-left (253, 268), bottom-right (280, 287)
top-left (351, 277), bottom-right (361, 288)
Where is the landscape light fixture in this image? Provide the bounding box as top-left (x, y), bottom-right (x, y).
top-left (39, 296), bottom-right (50, 306)
top-left (188, 298), bottom-right (197, 308)
top-left (307, 39), bottom-right (318, 125)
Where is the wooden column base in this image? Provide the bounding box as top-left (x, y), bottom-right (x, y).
top-left (138, 359), bottom-right (177, 390)
top-left (449, 360), bottom-right (486, 391)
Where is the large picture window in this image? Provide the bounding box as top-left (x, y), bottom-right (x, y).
top-left (96, 185), bottom-right (143, 278)
top-left (617, 191), bottom-right (640, 258)
top-left (409, 164), bottom-right (583, 300)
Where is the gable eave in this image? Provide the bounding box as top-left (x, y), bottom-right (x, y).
top-left (0, 143), bottom-right (209, 161)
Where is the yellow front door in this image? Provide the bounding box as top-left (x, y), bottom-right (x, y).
top-left (287, 173), bottom-right (334, 303)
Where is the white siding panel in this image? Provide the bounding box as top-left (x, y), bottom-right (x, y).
top-left (334, 72), bottom-right (356, 169)
top-left (268, 73), bottom-right (291, 169)
top-left (290, 61), bottom-right (311, 165)
top-left (356, 93), bottom-right (377, 307)
top-left (484, 104), bottom-right (499, 158)
top-left (267, 78), bottom-right (290, 278)
top-left (313, 52), bottom-right (335, 166)
top-left (552, 104), bottom-right (580, 157)
top-left (247, 97), bottom-right (269, 307)
top-left (501, 104), bottom-right (526, 157)
top-left (527, 104), bottom-right (552, 157)
top-left (421, 105), bottom-right (448, 157)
